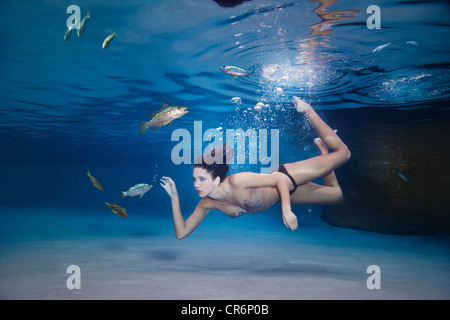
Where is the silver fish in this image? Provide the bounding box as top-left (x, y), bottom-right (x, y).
top-left (121, 183), bottom-right (153, 199)
top-left (77, 9), bottom-right (90, 37)
top-left (64, 18), bottom-right (76, 41)
top-left (395, 167), bottom-right (412, 184)
top-left (220, 66), bottom-right (253, 78)
top-left (373, 41), bottom-right (391, 52)
top-left (102, 32), bottom-right (116, 49)
top-left (139, 103), bottom-right (188, 135)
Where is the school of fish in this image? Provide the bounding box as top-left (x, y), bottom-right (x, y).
top-left (63, 7), bottom-right (115, 50)
top-left (87, 172), bottom-right (154, 218)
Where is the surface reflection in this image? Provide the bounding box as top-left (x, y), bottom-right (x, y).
top-left (213, 0), bottom-right (252, 8)
top-left (310, 0), bottom-right (359, 37)
top-left (291, 0), bottom-right (359, 88)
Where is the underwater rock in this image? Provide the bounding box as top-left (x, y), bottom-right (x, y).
top-left (319, 105), bottom-right (450, 235)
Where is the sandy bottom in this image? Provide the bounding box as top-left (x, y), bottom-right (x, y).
top-left (0, 209), bottom-right (449, 300)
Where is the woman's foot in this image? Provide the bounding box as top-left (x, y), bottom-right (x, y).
top-left (314, 130), bottom-right (338, 155)
top-left (293, 96), bottom-right (313, 114)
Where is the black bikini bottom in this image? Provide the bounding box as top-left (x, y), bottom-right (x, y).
top-left (278, 164), bottom-right (298, 195)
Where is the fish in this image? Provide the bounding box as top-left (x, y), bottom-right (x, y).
top-left (87, 171), bottom-right (104, 191)
top-left (121, 183), bottom-right (153, 199)
top-left (395, 167), bottom-right (412, 184)
top-left (139, 103), bottom-right (188, 135)
top-left (102, 32), bottom-right (116, 49)
top-left (77, 9), bottom-right (90, 37)
top-left (406, 41), bottom-right (419, 46)
top-left (373, 41), bottom-right (391, 52)
top-left (64, 18), bottom-right (76, 41)
top-left (220, 66), bottom-right (253, 78)
top-left (105, 202), bottom-right (128, 218)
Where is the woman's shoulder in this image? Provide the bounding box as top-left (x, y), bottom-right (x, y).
top-left (226, 172), bottom-right (257, 187)
top-left (197, 196), bottom-right (218, 210)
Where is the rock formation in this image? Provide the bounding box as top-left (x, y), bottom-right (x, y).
top-left (320, 105), bottom-right (450, 235)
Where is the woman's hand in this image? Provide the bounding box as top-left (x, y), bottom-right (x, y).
top-left (293, 96), bottom-right (313, 114)
top-left (160, 176), bottom-right (178, 198)
top-left (282, 209), bottom-right (298, 231)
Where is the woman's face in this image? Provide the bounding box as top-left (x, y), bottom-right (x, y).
top-left (193, 167), bottom-right (216, 197)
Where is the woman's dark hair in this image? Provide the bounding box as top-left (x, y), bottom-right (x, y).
top-left (193, 143), bottom-right (232, 182)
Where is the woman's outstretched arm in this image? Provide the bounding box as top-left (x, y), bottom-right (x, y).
top-left (160, 176), bottom-right (211, 239)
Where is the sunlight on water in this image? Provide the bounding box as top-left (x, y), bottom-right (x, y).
top-left (369, 70), bottom-right (448, 104)
top-left (262, 61), bottom-right (316, 90)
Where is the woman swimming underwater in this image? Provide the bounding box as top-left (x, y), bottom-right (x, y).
top-left (160, 97), bottom-right (351, 239)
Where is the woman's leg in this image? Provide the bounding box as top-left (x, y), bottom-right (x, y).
top-left (290, 138), bottom-right (344, 205)
top-left (284, 97), bottom-right (351, 186)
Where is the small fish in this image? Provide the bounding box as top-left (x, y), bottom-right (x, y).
top-left (105, 202), bottom-right (128, 218)
top-left (64, 18), bottom-right (76, 41)
top-left (87, 171), bottom-right (104, 191)
top-left (77, 9), bottom-right (90, 37)
top-left (395, 167), bottom-right (412, 184)
top-left (102, 32), bottom-right (116, 49)
top-left (373, 41), bottom-right (391, 52)
top-left (121, 183), bottom-right (153, 199)
top-left (220, 66), bottom-right (253, 78)
top-left (406, 41), bottom-right (419, 46)
top-left (139, 103), bottom-right (188, 135)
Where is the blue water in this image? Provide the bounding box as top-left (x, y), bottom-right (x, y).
top-left (1, 0), bottom-right (449, 300)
